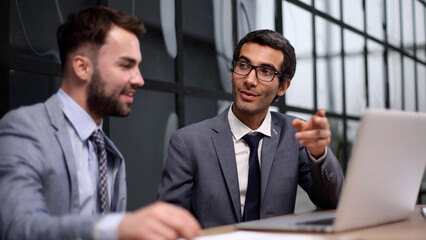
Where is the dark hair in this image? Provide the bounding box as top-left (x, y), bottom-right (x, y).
top-left (232, 29), bottom-right (296, 85)
top-left (57, 6), bottom-right (146, 70)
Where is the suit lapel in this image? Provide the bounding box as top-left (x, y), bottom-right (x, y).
top-left (211, 110), bottom-right (242, 220)
top-left (260, 114), bottom-right (281, 202)
top-left (45, 95), bottom-right (80, 213)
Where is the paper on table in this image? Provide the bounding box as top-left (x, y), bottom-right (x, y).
top-left (191, 230), bottom-right (349, 240)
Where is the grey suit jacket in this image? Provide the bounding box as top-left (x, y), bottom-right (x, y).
top-left (158, 108), bottom-right (344, 228)
top-left (0, 94), bottom-right (127, 240)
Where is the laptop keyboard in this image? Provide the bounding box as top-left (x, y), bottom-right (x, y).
top-left (296, 218), bottom-right (335, 226)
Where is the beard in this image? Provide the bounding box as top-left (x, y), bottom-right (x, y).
top-left (87, 68), bottom-right (132, 119)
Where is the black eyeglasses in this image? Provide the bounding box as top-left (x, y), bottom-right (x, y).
top-left (231, 60), bottom-right (283, 82)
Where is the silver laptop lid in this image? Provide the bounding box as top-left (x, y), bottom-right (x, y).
top-left (236, 109), bottom-right (426, 233)
top-left (334, 108), bottom-right (426, 232)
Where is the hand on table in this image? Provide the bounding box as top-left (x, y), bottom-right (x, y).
top-left (118, 201), bottom-right (201, 240)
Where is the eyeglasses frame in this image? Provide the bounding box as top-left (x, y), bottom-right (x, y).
top-left (231, 60), bottom-right (284, 82)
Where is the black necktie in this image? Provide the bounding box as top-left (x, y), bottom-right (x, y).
top-left (242, 134), bottom-right (263, 221)
top-left (90, 130), bottom-right (109, 214)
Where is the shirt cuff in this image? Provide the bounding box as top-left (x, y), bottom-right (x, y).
top-left (94, 213), bottom-right (126, 240)
top-left (307, 147), bottom-right (328, 162)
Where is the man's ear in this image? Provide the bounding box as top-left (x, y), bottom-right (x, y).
top-left (72, 54), bottom-right (93, 82)
top-left (277, 79), bottom-right (291, 97)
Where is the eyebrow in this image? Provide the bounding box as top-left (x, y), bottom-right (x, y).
top-left (118, 57), bottom-right (140, 65)
top-left (238, 56), bottom-right (278, 70)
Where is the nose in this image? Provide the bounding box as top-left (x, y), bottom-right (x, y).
top-left (244, 67), bottom-right (258, 87)
top-left (130, 68), bottom-right (144, 88)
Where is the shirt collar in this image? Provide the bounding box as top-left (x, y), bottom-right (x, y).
top-left (228, 103), bottom-right (271, 141)
top-left (57, 88), bottom-right (102, 141)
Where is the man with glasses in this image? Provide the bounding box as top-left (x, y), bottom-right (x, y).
top-left (158, 29), bottom-right (344, 228)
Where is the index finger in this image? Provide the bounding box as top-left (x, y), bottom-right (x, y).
top-left (292, 118), bottom-right (307, 132)
top-left (311, 109), bottom-right (329, 129)
top-left (315, 109), bottom-right (326, 118)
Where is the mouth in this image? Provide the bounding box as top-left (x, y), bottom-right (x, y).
top-left (121, 90), bottom-right (136, 101)
top-left (239, 89), bottom-right (259, 101)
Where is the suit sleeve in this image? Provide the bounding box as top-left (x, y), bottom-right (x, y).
top-left (0, 109), bottom-right (98, 240)
top-left (298, 146), bottom-right (345, 209)
top-left (157, 131), bottom-right (194, 211)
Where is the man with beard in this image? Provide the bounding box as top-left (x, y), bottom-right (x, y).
top-left (0, 6), bottom-right (200, 240)
top-left (158, 30), bottom-right (344, 228)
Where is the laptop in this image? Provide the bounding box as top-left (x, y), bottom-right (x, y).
top-left (236, 108), bottom-right (426, 232)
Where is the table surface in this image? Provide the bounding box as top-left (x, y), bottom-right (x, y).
top-left (202, 205), bottom-right (426, 240)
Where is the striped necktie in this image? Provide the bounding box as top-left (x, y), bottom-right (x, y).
top-left (90, 130), bottom-right (109, 214)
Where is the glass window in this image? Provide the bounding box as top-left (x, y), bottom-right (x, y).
top-left (388, 51), bottom-right (402, 110)
top-left (283, 3), bottom-right (312, 61)
top-left (316, 17), bottom-right (343, 113)
top-left (9, 70), bottom-right (61, 110)
top-left (110, 89), bottom-right (176, 210)
top-left (9, 0), bottom-right (95, 64)
top-left (283, 3), bottom-right (313, 109)
top-left (253, 0), bottom-right (276, 30)
top-left (386, 0), bottom-right (401, 47)
top-left (315, 0), bottom-right (340, 20)
top-left (343, 0), bottom-right (363, 31)
top-left (184, 96), bottom-right (223, 126)
top-left (108, 0), bottom-right (134, 14)
top-left (366, 0), bottom-right (384, 40)
top-left (344, 30), bottom-right (365, 116)
top-left (367, 40), bottom-right (385, 109)
top-left (110, 0), bottom-right (176, 82)
top-left (316, 17), bottom-right (341, 62)
top-left (403, 57), bottom-right (416, 111)
top-left (236, 0), bottom-right (275, 39)
top-left (286, 59), bottom-right (314, 109)
top-left (418, 64), bottom-right (426, 112)
top-left (317, 58), bottom-right (343, 113)
top-left (182, 0), bottom-right (222, 90)
top-left (347, 119), bottom-right (361, 165)
top-left (212, 0), bottom-right (234, 94)
top-left (297, 0), bottom-right (311, 6)
top-left (401, 0), bottom-right (414, 56)
top-left (415, 1), bottom-right (426, 62)
top-left (327, 117), bottom-right (345, 167)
